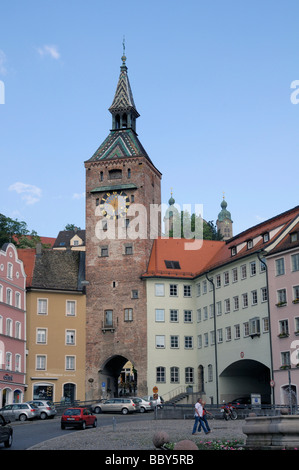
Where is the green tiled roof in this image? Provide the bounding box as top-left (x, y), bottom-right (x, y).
top-left (87, 128), bottom-right (153, 163)
top-left (91, 183), bottom-right (137, 193)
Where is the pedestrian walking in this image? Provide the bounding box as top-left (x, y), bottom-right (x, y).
top-left (202, 401), bottom-right (212, 432)
top-left (192, 398), bottom-right (209, 435)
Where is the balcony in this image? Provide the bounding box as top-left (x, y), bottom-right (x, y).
top-left (101, 321), bottom-right (116, 333)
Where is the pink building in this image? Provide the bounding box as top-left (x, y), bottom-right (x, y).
top-left (267, 220), bottom-right (299, 406)
top-left (0, 243), bottom-right (26, 406)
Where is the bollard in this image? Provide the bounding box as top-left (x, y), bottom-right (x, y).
top-left (112, 416), bottom-right (116, 431)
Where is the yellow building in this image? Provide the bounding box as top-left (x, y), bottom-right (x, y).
top-left (18, 248), bottom-right (86, 403)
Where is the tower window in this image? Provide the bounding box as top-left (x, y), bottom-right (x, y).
top-left (109, 169), bottom-right (122, 179)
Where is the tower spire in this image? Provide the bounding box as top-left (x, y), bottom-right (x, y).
top-left (109, 40), bottom-right (140, 131)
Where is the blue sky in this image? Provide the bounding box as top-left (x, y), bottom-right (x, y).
top-left (0, 0), bottom-right (298, 238)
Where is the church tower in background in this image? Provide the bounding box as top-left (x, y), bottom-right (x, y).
top-left (84, 47), bottom-right (162, 399)
top-left (216, 196), bottom-right (233, 240)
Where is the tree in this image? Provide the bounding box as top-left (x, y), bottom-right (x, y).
top-left (168, 210), bottom-right (223, 240)
top-left (0, 213), bottom-right (29, 247)
top-left (64, 224), bottom-right (81, 231)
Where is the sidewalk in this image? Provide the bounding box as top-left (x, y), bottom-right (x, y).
top-left (28, 418), bottom-right (247, 450)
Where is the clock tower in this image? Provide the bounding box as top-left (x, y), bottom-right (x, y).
top-left (84, 51), bottom-right (162, 399)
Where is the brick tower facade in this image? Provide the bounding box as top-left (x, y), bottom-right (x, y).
top-left (84, 51), bottom-right (161, 399)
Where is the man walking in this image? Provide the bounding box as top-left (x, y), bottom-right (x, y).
top-left (192, 398), bottom-right (209, 435)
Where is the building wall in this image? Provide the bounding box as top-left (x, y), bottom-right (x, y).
top-left (0, 243), bottom-right (26, 406)
top-left (146, 253), bottom-right (272, 404)
top-left (267, 247), bottom-right (299, 405)
top-left (25, 290), bottom-right (85, 403)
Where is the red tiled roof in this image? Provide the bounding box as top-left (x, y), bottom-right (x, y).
top-left (144, 206), bottom-right (299, 279)
top-left (17, 248), bottom-right (36, 287)
top-left (144, 237), bottom-right (225, 279)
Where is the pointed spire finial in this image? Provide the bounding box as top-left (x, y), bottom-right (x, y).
top-left (121, 36), bottom-right (127, 68)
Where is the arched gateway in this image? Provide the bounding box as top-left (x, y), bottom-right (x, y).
top-left (219, 359), bottom-right (271, 404)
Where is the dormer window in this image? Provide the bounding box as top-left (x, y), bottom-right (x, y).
top-left (231, 246), bottom-right (237, 256)
top-left (164, 260), bottom-right (181, 269)
top-left (263, 233), bottom-right (269, 243)
top-left (290, 232), bottom-right (298, 242)
top-left (247, 240), bottom-right (253, 249)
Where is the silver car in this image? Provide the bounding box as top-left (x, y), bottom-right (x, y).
top-left (92, 398), bottom-right (140, 415)
top-left (0, 403), bottom-right (39, 421)
top-left (26, 400), bottom-right (57, 420)
top-left (132, 397), bottom-right (153, 412)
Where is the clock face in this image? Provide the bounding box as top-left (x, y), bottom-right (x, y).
top-left (100, 191), bottom-right (130, 219)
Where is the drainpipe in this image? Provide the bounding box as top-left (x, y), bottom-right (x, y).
top-left (205, 272), bottom-right (219, 405)
top-left (257, 251), bottom-right (275, 406)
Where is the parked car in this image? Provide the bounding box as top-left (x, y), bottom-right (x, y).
top-left (0, 403), bottom-right (39, 421)
top-left (91, 398), bottom-right (140, 415)
top-left (230, 397), bottom-right (252, 409)
top-left (61, 407), bottom-right (97, 430)
top-left (26, 400), bottom-right (57, 420)
top-left (132, 397), bottom-right (153, 413)
top-left (0, 415), bottom-right (13, 448)
top-left (142, 395), bottom-right (164, 409)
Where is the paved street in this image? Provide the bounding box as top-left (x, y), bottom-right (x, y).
top-left (28, 418), bottom-right (247, 450)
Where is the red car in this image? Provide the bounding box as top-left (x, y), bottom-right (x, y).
top-left (61, 407), bottom-right (97, 430)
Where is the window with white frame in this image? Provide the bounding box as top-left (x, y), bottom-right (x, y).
top-left (170, 367), bottom-right (179, 383)
top-left (244, 322), bottom-right (249, 337)
top-left (183, 285), bottom-right (191, 297)
top-left (263, 317), bottom-right (269, 332)
top-left (198, 335), bottom-right (202, 348)
top-left (66, 300), bottom-right (76, 316)
top-left (224, 271), bottom-right (229, 285)
top-left (241, 264), bottom-right (247, 279)
top-left (209, 304), bottom-right (214, 318)
top-left (156, 366), bottom-right (165, 383)
top-left (293, 286), bottom-right (299, 302)
top-left (185, 367), bottom-right (194, 383)
top-left (277, 289), bottom-right (287, 304)
top-left (6, 318), bottom-right (12, 336)
top-left (216, 274), bottom-right (221, 288)
top-left (275, 258), bottom-right (285, 276)
top-left (216, 301), bottom-right (222, 316)
top-left (169, 284), bottom-right (178, 296)
top-left (232, 268), bottom-right (238, 283)
top-left (197, 308), bottom-right (201, 322)
top-left (210, 330), bottom-right (215, 345)
top-left (6, 289), bottom-right (12, 305)
top-left (36, 328), bottom-right (47, 344)
top-left (155, 283), bottom-right (165, 296)
top-left (7, 263), bottom-right (13, 279)
top-left (202, 280), bottom-right (207, 294)
top-left (279, 319), bottom-right (289, 336)
top-left (36, 355), bottom-right (46, 370)
top-left (217, 328), bottom-right (223, 343)
top-left (15, 322), bottom-right (21, 339)
top-left (233, 296), bottom-right (239, 310)
top-left (170, 309), bottom-right (178, 322)
top-left (208, 364), bottom-right (213, 382)
top-left (226, 326), bottom-right (231, 341)
top-left (0, 284), bottom-right (2, 302)
top-left (204, 332), bottom-right (208, 347)
top-left (15, 292), bottom-right (21, 309)
top-left (234, 324), bottom-right (240, 339)
top-left (184, 310), bottom-right (192, 322)
top-left (6, 352), bottom-right (12, 370)
top-left (66, 330), bottom-right (76, 345)
top-left (155, 309), bottom-right (165, 322)
top-left (224, 298), bottom-right (230, 313)
top-left (15, 354), bottom-right (21, 372)
top-left (196, 283), bottom-right (201, 296)
top-left (66, 356), bottom-right (75, 370)
top-left (291, 254), bottom-right (299, 272)
top-left (250, 261), bottom-right (256, 276)
top-left (170, 335), bottom-right (179, 348)
top-left (242, 293), bottom-right (248, 308)
top-left (261, 287), bottom-right (268, 302)
top-left (251, 290), bottom-right (258, 305)
top-left (38, 298), bottom-right (48, 315)
top-left (155, 335), bottom-right (165, 348)
top-left (203, 306), bottom-right (208, 320)
top-left (281, 351), bottom-right (290, 367)
top-left (184, 336), bottom-right (193, 349)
